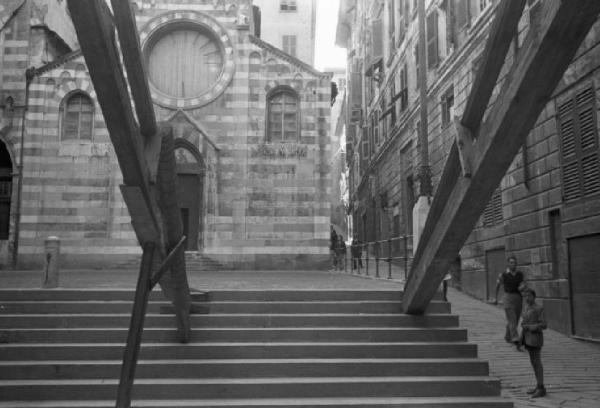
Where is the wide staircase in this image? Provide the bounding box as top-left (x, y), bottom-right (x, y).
top-left (0, 288), bottom-right (512, 407)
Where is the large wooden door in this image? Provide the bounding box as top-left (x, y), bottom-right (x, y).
top-left (486, 248), bottom-right (506, 302)
top-left (176, 173), bottom-right (201, 250)
top-left (569, 234), bottom-right (600, 340)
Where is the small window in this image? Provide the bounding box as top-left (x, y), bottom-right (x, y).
top-left (61, 92), bottom-right (94, 141)
top-left (441, 86), bottom-right (455, 127)
top-left (267, 88), bottom-right (299, 143)
top-left (280, 0), bottom-right (297, 12)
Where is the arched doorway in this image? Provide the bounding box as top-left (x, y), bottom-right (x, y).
top-left (0, 141), bottom-right (13, 240)
top-left (174, 141), bottom-right (204, 251)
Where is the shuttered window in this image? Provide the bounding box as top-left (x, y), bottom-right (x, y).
top-left (371, 19), bottom-right (384, 63)
top-left (267, 89), bottom-right (299, 143)
top-left (456, 0), bottom-right (470, 28)
top-left (558, 87), bottom-right (600, 202)
top-left (483, 188), bottom-right (503, 227)
top-left (427, 10), bottom-right (439, 69)
top-left (282, 35), bottom-right (297, 57)
top-left (61, 93), bottom-right (93, 141)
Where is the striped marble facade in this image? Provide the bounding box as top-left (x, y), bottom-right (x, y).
top-left (0, 0), bottom-right (332, 269)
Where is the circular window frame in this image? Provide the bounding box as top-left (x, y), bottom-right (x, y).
top-left (140, 11), bottom-right (235, 109)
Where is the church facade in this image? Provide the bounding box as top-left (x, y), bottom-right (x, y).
top-left (0, 0), bottom-right (332, 270)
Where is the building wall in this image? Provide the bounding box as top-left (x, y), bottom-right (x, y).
top-left (339, 0), bottom-right (600, 338)
top-left (0, 0), bottom-right (332, 270)
top-left (252, 0), bottom-right (316, 66)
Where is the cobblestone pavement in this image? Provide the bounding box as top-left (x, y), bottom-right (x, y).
top-left (1, 267), bottom-right (599, 407)
top-left (447, 286), bottom-right (600, 408)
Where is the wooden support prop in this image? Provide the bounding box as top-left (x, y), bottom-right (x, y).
top-left (110, 0), bottom-right (157, 138)
top-left (150, 235), bottom-right (187, 289)
top-left (116, 242), bottom-right (155, 408)
top-left (403, 0), bottom-right (600, 313)
top-left (409, 0), bottom-right (526, 284)
top-left (120, 185), bottom-right (160, 244)
top-left (461, 0), bottom-right (527, 130)
top-left (66, 0), bottom-right (151, 191)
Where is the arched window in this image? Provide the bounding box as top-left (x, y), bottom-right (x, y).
top-left (267, 88), bottom-right (299, 143)
top-left (61, 92), bottom-right (94, 141)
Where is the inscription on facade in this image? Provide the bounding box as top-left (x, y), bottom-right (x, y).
top-left (251, 143), bottom-right (308, 159)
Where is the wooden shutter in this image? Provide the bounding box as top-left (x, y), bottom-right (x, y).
top-left (558, 86), bottom-right (600, 202)
top-left (350, 71), bottom-right (362, 108)
top-left (427, 11), bottom-right (439, 69)
top-left (372, 19), bottom-right (384, 62)
top-left (456, 0), bottom-right (470, 28)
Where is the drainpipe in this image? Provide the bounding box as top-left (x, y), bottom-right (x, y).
top-left (412, 0), bottom-right (432, 250)
top-left (11, 66), bottom-right (35, 268)
top-left (417, 0), bottom-right (431, 197)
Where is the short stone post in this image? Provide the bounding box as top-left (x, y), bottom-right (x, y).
top-left (43, 236), bottom-right (60, 288)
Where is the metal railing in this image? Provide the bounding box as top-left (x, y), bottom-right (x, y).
top-left (333, 235), bottom-right (413, 280)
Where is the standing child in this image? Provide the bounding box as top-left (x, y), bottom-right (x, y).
top-left (521, 288), bottom-right (547, 398)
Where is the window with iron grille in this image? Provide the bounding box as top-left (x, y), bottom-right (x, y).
top-left (557, 86), bottom-right (600, 202)
top-left (61, 92), bottom-right (94, 142)
top-left (267, 88), bottom-right (300, 143)
top-left (483, 188), bottom-right (503, 227)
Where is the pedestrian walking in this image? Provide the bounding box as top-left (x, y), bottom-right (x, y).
top-left (329, 225), bottom-right (338, 271)
top-left (494, 256), bottom-right (526, 351)
top-left (351, 235), bottom-right (363, 271)
top-left (520, 288), bottom-right (547, 398)
top-left (335, 235), bottom-right (347, 271)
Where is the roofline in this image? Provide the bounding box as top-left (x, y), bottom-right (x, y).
top-left (248, 35), bottom-right (332, 79)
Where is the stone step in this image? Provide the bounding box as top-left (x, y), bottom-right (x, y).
top-left (0, 376), bottom-right (502, 400)
top-left (0, 342), bottom-right (478, 360)
top-left (0, 396), bottom-right (513, 408)
top-left (0, 289), bottom-right (408, 302)
top-left (1, 358), bottom-right (490, 380)
top-left (0, 327), bottom-right (468, 343)
top-left (0, 300), bottom-right (450, 315)
top-left (0, 313), bottom-right (459, 329)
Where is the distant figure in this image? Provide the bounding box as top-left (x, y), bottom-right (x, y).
top-left (330, 225), bottom-right (338, 270)
top-left (521, 288), bottom-right (547, 398)
top-left (351, 236), bottom-right (363, 271)
top-left (494, 256), bottom-right (526, 351)
top-left (335, 235), bottom-right (347, 271)
top-left (442, 273), bottom-right (451, 302)
top-left (442, 256), bottom-right (461, 301)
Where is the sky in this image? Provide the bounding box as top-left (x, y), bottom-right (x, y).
top-left (314, 0), bottom-right (347, 71)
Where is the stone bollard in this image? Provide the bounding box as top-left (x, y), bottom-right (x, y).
top-left (43, 236), bottom-right (60, 288)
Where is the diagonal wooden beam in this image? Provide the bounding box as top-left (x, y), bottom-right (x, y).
top-left (66, 0), bottom-right (160, 242)
top-left (461, 0), bottom-right (527, 130)
top-left (404, 0), bottom-right (600, 313)
top-left (409, 0), bottom-right (526, 291)
top-left (110, 0), bottom-right (157, 138)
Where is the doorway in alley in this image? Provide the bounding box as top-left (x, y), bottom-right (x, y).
top-left (568, 234), bottom-right (600, 340)
top-left (174, 142), bottom-right (204, 251)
